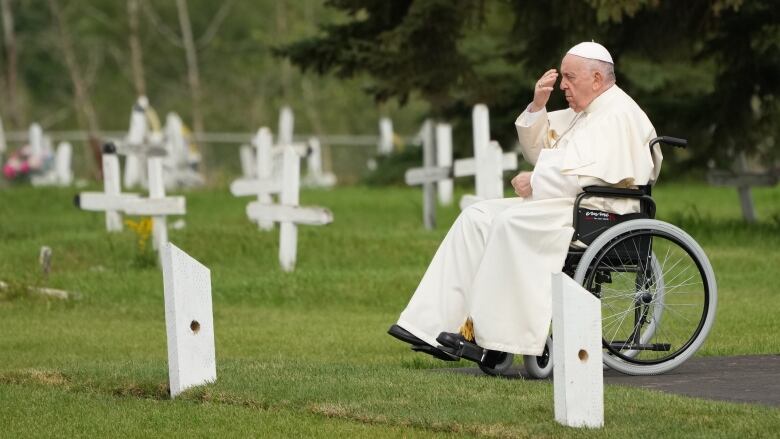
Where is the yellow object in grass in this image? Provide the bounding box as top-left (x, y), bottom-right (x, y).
top-left (125, 217), bottom-right (153, 252)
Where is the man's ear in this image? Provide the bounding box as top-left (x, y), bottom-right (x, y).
top-left (592, 71), bottom-right (603, 91)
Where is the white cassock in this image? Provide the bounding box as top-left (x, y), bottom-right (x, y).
top-left (397, 85), bottom-right (663, 356)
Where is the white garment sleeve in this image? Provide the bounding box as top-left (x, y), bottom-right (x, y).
top-left (516, 104), bottom-right (545, 127)
top-left (530, 148), bottom-right (581, 201)
top-left (514, 105), bottom-right (550, 165)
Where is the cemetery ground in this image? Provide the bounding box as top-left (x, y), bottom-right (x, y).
top-left (1, 183), bottom-right (779, 438)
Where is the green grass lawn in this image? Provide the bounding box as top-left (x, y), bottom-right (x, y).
top-left (1, 183), bottom-right (779, 437)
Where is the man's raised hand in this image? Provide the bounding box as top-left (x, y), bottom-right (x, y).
top-left (530, 69), bottom-right (558, 112)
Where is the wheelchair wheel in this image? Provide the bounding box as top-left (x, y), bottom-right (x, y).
top-left (478, 351), bottom-right (515, 376)
top-left (573, 219), bottom-right (717, 375)
top-left (523, 336), bottom-right (553, 379)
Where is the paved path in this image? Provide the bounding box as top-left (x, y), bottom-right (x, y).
top-left (436, 355), bottom-right (780, 407)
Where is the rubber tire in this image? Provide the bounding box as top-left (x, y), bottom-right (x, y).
top-left (573, 219), bottom-right (717, 376)
top-left (479, 352), bottom-right (515, 376)
top-left (523, 336), bottom-right (553, 379)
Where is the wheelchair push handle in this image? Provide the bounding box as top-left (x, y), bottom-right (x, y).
top-left (650, 136), bottom-right (687, 149)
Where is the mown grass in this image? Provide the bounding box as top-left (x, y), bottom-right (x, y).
top-left (1, 183), bottom-right (779, 437)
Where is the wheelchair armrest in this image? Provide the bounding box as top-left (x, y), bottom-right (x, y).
top-left (582, 186), bottom-right (646, 197)
top-left (650, 136), bottom-right (687, 149)
top-left (573, 187), bottom-right (657, 242)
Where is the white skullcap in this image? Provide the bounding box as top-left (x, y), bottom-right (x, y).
top-left (567, 42), bottom-right (614, 64)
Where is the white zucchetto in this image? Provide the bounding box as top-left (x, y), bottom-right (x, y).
top-left (567, 42), bottom-right (614, 64)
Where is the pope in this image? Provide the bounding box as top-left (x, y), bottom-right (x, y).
top-left (388, 42), bottom-right (663, 365)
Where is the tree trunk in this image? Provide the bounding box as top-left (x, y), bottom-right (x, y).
top-left (1, 0), bottom-right (21, 128)
top-left (127, 0), bottom-right (146, 98)
top-left (301, 78), bottom-right (333, 172)
top-left (48, 0), bottom-right (101, 178)
top-left (275, 0), bottom-right (291, 100)
top-left (300, 0), bottom-right (332, 173)
top-left (175, 0), bottom-right (203, 137)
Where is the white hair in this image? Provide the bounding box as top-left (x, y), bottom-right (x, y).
top-left (586, 58), bottom-right (616, 84)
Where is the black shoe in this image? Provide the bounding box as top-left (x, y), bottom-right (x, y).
top-left (387, 324), bottom-right (425, 346)
top-left (388, 324), bottom-right (459, 361)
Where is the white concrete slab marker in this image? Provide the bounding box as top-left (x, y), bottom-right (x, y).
top-left (552, 272), bottom-right (604, 429)
top-left (161, 242), bottom-right (216, 398)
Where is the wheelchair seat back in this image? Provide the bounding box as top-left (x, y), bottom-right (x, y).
top-left (564, 185), bottom-right (656, 275)
top-left (574, 208), bottom-right (647, 246)
top-left (571, 184), bottom-right (656, 246)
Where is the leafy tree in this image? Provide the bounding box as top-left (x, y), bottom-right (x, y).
top-left (0, 0), bottom-right (433, 179)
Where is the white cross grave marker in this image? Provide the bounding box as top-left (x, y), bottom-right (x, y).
top-left (161, 242), bottom-right (216, 398)
top-left (29, 123), bottom-right (44, 160)
top-left (54, 142), bottom-right (73, 186)
top-left (165, 113), bottom-right (186, 169)
top-left (245, 146), bottom-right (333, 271)
top-left (256, 128), bottom-right (277, 230)
top-left (77, 145), bottom-right (185, 249)
top-left (472, 104), bottom-right (493, 199)
top-left (435, 123), bottom-right (453, 206)
top-left (231, 128), bottom-right (278, 230)
top-left (162, 112), bottom-right (204, 189)
top-left (239, 144), bottom-right (256, 178)
top-left (419, 120), bottom-right (437, 229)
top-left (30, 140), bottom-right (73, 187)
top-left (231, 125), bottom-right (312, 226)
top-left (405, 107), bottom-right (517, 228)
top-left (76, 143), bottom-right (139, 231)
top-left (276, 105), bottom-right (298, 183)
top-left (404, 121), bottom-right (450, 229)
top-left (458, 104), bottom-right (517, 209)
top-left (302, 137), bottom-right (336, 188)
top-left (552, 272), bottom-right (604, 429)
top-left (122, 156), bottom-right (186, 252)
top-left (0, 117), bottom-right (7, 160)
top-left (123, 97), bottom-right (149, 188)
top-left (234, 105), bottom-right (309, 191)
top-left (378, 117), bottom-right (394, 155)
top-left (278, 106), bottom-right (294, 146)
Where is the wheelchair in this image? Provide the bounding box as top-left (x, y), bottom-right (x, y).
top-left (480, 136), bottom-right (718, 378)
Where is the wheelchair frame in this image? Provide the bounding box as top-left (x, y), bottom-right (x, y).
top-left (484, 137), bottom-right (719, 377)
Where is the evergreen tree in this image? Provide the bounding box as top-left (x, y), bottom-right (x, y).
top-left (280, 0), bottom-right (780, 167)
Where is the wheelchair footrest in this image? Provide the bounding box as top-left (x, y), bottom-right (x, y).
top-left (609, 341), bottom-right (671, 351)
top-left (410, 344), bottom-right (460, 361)
top-left (436, 332), bottom-right (486, 363)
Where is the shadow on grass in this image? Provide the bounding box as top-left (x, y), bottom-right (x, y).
top-left (400, 356), bottom-right (465, 370)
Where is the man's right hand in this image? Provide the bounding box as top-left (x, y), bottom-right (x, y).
top-left (511, 171), bottom-right (533, 198)
top-left (530, 69), bottom-right (558, 112)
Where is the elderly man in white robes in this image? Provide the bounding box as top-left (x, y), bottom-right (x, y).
top-left (388, 42), bottom-right (663, 366)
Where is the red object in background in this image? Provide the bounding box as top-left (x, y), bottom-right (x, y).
top-left (2, 145), bottom-right (39, 180)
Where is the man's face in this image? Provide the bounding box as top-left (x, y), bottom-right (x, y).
top-left (559, 54), bottom-right (598, 112)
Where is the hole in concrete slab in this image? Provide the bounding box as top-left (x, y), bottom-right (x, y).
top-left (190, 320), bottom-right (200, 333)
top-left (578, 349), bottom-right (588, 362)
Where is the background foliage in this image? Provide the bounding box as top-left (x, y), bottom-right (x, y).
top-left (282, 0), bottom-right (780, 169)
top-left (0, 0), bottom-right (428, 149)
top-left (1, 0), bottom-right (778, 179)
